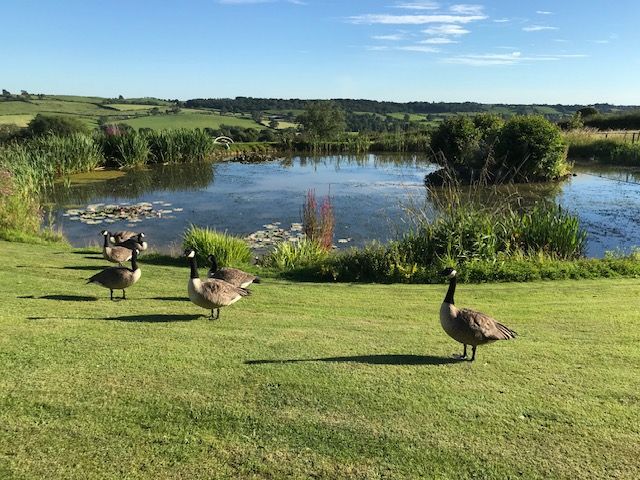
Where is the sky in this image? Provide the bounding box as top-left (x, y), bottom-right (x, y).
top-left (2, 0), bottom-right (639, 104)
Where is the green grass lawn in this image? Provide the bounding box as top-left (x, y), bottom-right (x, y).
top-left (0, 240), bottom-right (639, 479)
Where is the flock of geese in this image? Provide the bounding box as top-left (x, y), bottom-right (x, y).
top-left (87, 230), bottom-right (516, 361)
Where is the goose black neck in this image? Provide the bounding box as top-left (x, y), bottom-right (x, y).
top-left (189, 256), bottom-right (199, 279)
top-left (444, 276), bottom-right (456, 305)
top-left (103, 235), bottom-right (109, 248)
top-left (131, 251), bottom-right (139, 271)
top-left (210, 256), bottom-right (218, 272)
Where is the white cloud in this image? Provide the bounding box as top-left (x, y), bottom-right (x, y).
top-left (348, 14), bottom-right (486, 25)
top-left (444, 51), bottom-right (587, 66)
top-left (395, 1), bottom-right (440, 10)
top-left (372, 33), bottom-right (406, 41)
top-left (420, 37), bottom-right (457, 44)
top-left (423, 24), bottom-right (470, 35)
top-left (493, 18), bottom-right (510, 23)
top-left (449, 4), bottom-right (484, 15)
top-left (398, 45), bottom-right (440, 52)
top-left (536, 10), bottom-right (553, 15)
top-left (523, 25), bottom-right (558, 32)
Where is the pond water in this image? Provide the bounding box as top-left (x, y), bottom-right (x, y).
top-left (45, 155), bottom-right (640, 257)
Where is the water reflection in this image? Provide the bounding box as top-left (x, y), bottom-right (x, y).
top-left (43, 155), bottom-right (640, 257)
top-left (48, 162), bottom-right (215, 205)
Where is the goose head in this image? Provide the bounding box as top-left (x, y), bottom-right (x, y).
top-left (100, 230), bottom-right (109, 237)
top-left (184, 249), bottom-right (196, 259)
top-left (439, 267), bottom-right (457, 279)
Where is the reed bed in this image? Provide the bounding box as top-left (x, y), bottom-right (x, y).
top-left (182, 225), bottom-right (252, 267)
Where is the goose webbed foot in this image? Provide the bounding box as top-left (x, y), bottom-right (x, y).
top-left (208, 309), bottom-right (220, 320)
top-left (454, 344), bottom-right (468, 360)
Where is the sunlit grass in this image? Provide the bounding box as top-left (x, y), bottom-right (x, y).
top-left (0, 240), bottom-right (639, 479)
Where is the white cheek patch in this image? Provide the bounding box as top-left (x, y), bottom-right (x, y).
top-left (188, 251), bottom-right (196, 258)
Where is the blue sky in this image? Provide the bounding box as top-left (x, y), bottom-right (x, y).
top-left (2, 0), bottom-right (639, 104)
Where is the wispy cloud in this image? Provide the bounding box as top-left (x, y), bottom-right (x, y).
top-left (395, 1), bottom-right (439, 10)
top-left (398, 45), bottom-right (440, 52)
top-left (423, 24), bottom-right (470, 35)
top-left (493, 18), bottom-right (510, 23)
top-left (536, 10), bottom-right (553, 15)
top-left (420, 37), bottom-right (458, 44)
top-left (449, 4), bottom-right (484, 15)
top-left (348, 14), bottom-right (486, 25)
top-left (444, 51), bottom-right (587, 66)
top-left (523, 25), bottom-right (558, 32)
top-left (372, 33), bottom-right (406, 41)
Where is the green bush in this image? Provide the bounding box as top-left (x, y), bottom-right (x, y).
top-left (26, 114), bottom-right (88, 138)
top-left (263, 239), bottom-right (328, 270)
top-left (182, 225), bottom-right (252, 267)
top-left (495, 116), bottom-right (569, 181)
top-left (430, 115), bottom-right (481, 166)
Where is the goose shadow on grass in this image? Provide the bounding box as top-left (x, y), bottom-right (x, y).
top-left (149, 296), bottom-right (190, 302)
top-left (61, 265), bottom-right (104, 271)
top-left (105, 314), bottom-right (202, 323)
top-left (245, 354), bottom-right (463, 366)
top-left (18, 294), bottom-right (98, 302)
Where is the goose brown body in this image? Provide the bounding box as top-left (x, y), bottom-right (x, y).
top-left (207, 255), bottom-right (260, 288)
top-left (111, 231), bottom-right (138, 244)
top-left (185, 250), bottom-right (250, 319)
top-left (439, 267), bottom-right (516, 361)
top-left (101, 230), bottom-right (134, 264)
top-left (114, 233), bottom-right (148, 251)
top-left (88, 249), bottom-right (142, 300)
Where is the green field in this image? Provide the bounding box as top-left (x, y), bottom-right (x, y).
top-left (122, 112), bottom-right (264, 130)
top-left (0, 96), bottom-right (265, 131)
top-left (1, 240), bottom-right (638, 479)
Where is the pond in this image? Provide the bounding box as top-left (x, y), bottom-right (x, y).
top-left (45, 155), bottom-right (640, 258)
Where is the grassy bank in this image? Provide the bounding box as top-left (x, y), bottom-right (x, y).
top-left (565, 129), bottom-right (640, 165)
top-left (1, 241), bottom-right (639, 479)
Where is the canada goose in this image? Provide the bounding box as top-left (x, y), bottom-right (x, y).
top-left (111, 230), bottom-right (138, 244)
top-left (185, 249), bottom-right (250, 320)
top-left (114, 232), bottom-right (148, 251)
top-left (87, 248), bottom-right (142, 300)
top-left (101, 230), bottom-right (134, 265)
top-left (439, 267), bottom-right (516, 361)
top-left (207, 254), bottom-right (261, 288)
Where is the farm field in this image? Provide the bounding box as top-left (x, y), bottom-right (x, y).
top-left (0, 240), bottom-right (638, 479)
top-left (0, 96), bottom-right (265, 131)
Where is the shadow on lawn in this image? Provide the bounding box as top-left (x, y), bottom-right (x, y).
top-left (61, 265), bottom-right (104, 271)
top-left (149, 296), bottom-right (189, 302)
top-left (19, 294), bottom-right (98, 302)
top-left (245, 354), bottom-right (463, 366)
top-left (105, 314), bottom-right (202, 323)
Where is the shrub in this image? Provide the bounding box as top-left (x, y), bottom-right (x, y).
top-left (182, 225), bottom-right (252, 267)
top-left (263, 239), bottom-right (328, 270)
top-left (430, 115), bottom-right (481, 167)
top-left (495, 115), bottom-right (569, 181)
top-left (26, 114), bottom-right (88, 138)
top-left (97, 130), bottom-right (149, 168)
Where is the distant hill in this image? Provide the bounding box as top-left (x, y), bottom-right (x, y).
top-left (1, 92), bottom-right (638, 132)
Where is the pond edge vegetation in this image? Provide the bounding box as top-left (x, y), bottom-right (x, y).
top-left (1, 111), bottom-right (639, 284)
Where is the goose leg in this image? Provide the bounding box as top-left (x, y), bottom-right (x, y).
top-left (110, 289), bottom-right (114, 301)
top-left (122, 289), bottom-right (126, 300)
top-left (214, 308), bottom-right (220, 320)
top-left (457, 344), bottom-right (467, 359)
top-left (470, 346), bottom-right (477, 362)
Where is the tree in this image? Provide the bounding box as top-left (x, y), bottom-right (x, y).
top-left (268, 119), bottom-right (279, 129)
top-left (298, 101), bottom-right (346, 140)
top-left (495, 115), bottom-right (568, 181)
top-left (26, 114), bottom-right (89, 137)
top-left (2, 89), bottom-right (10, 97)
top-left (577, 106), bottom-right (598, 118)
